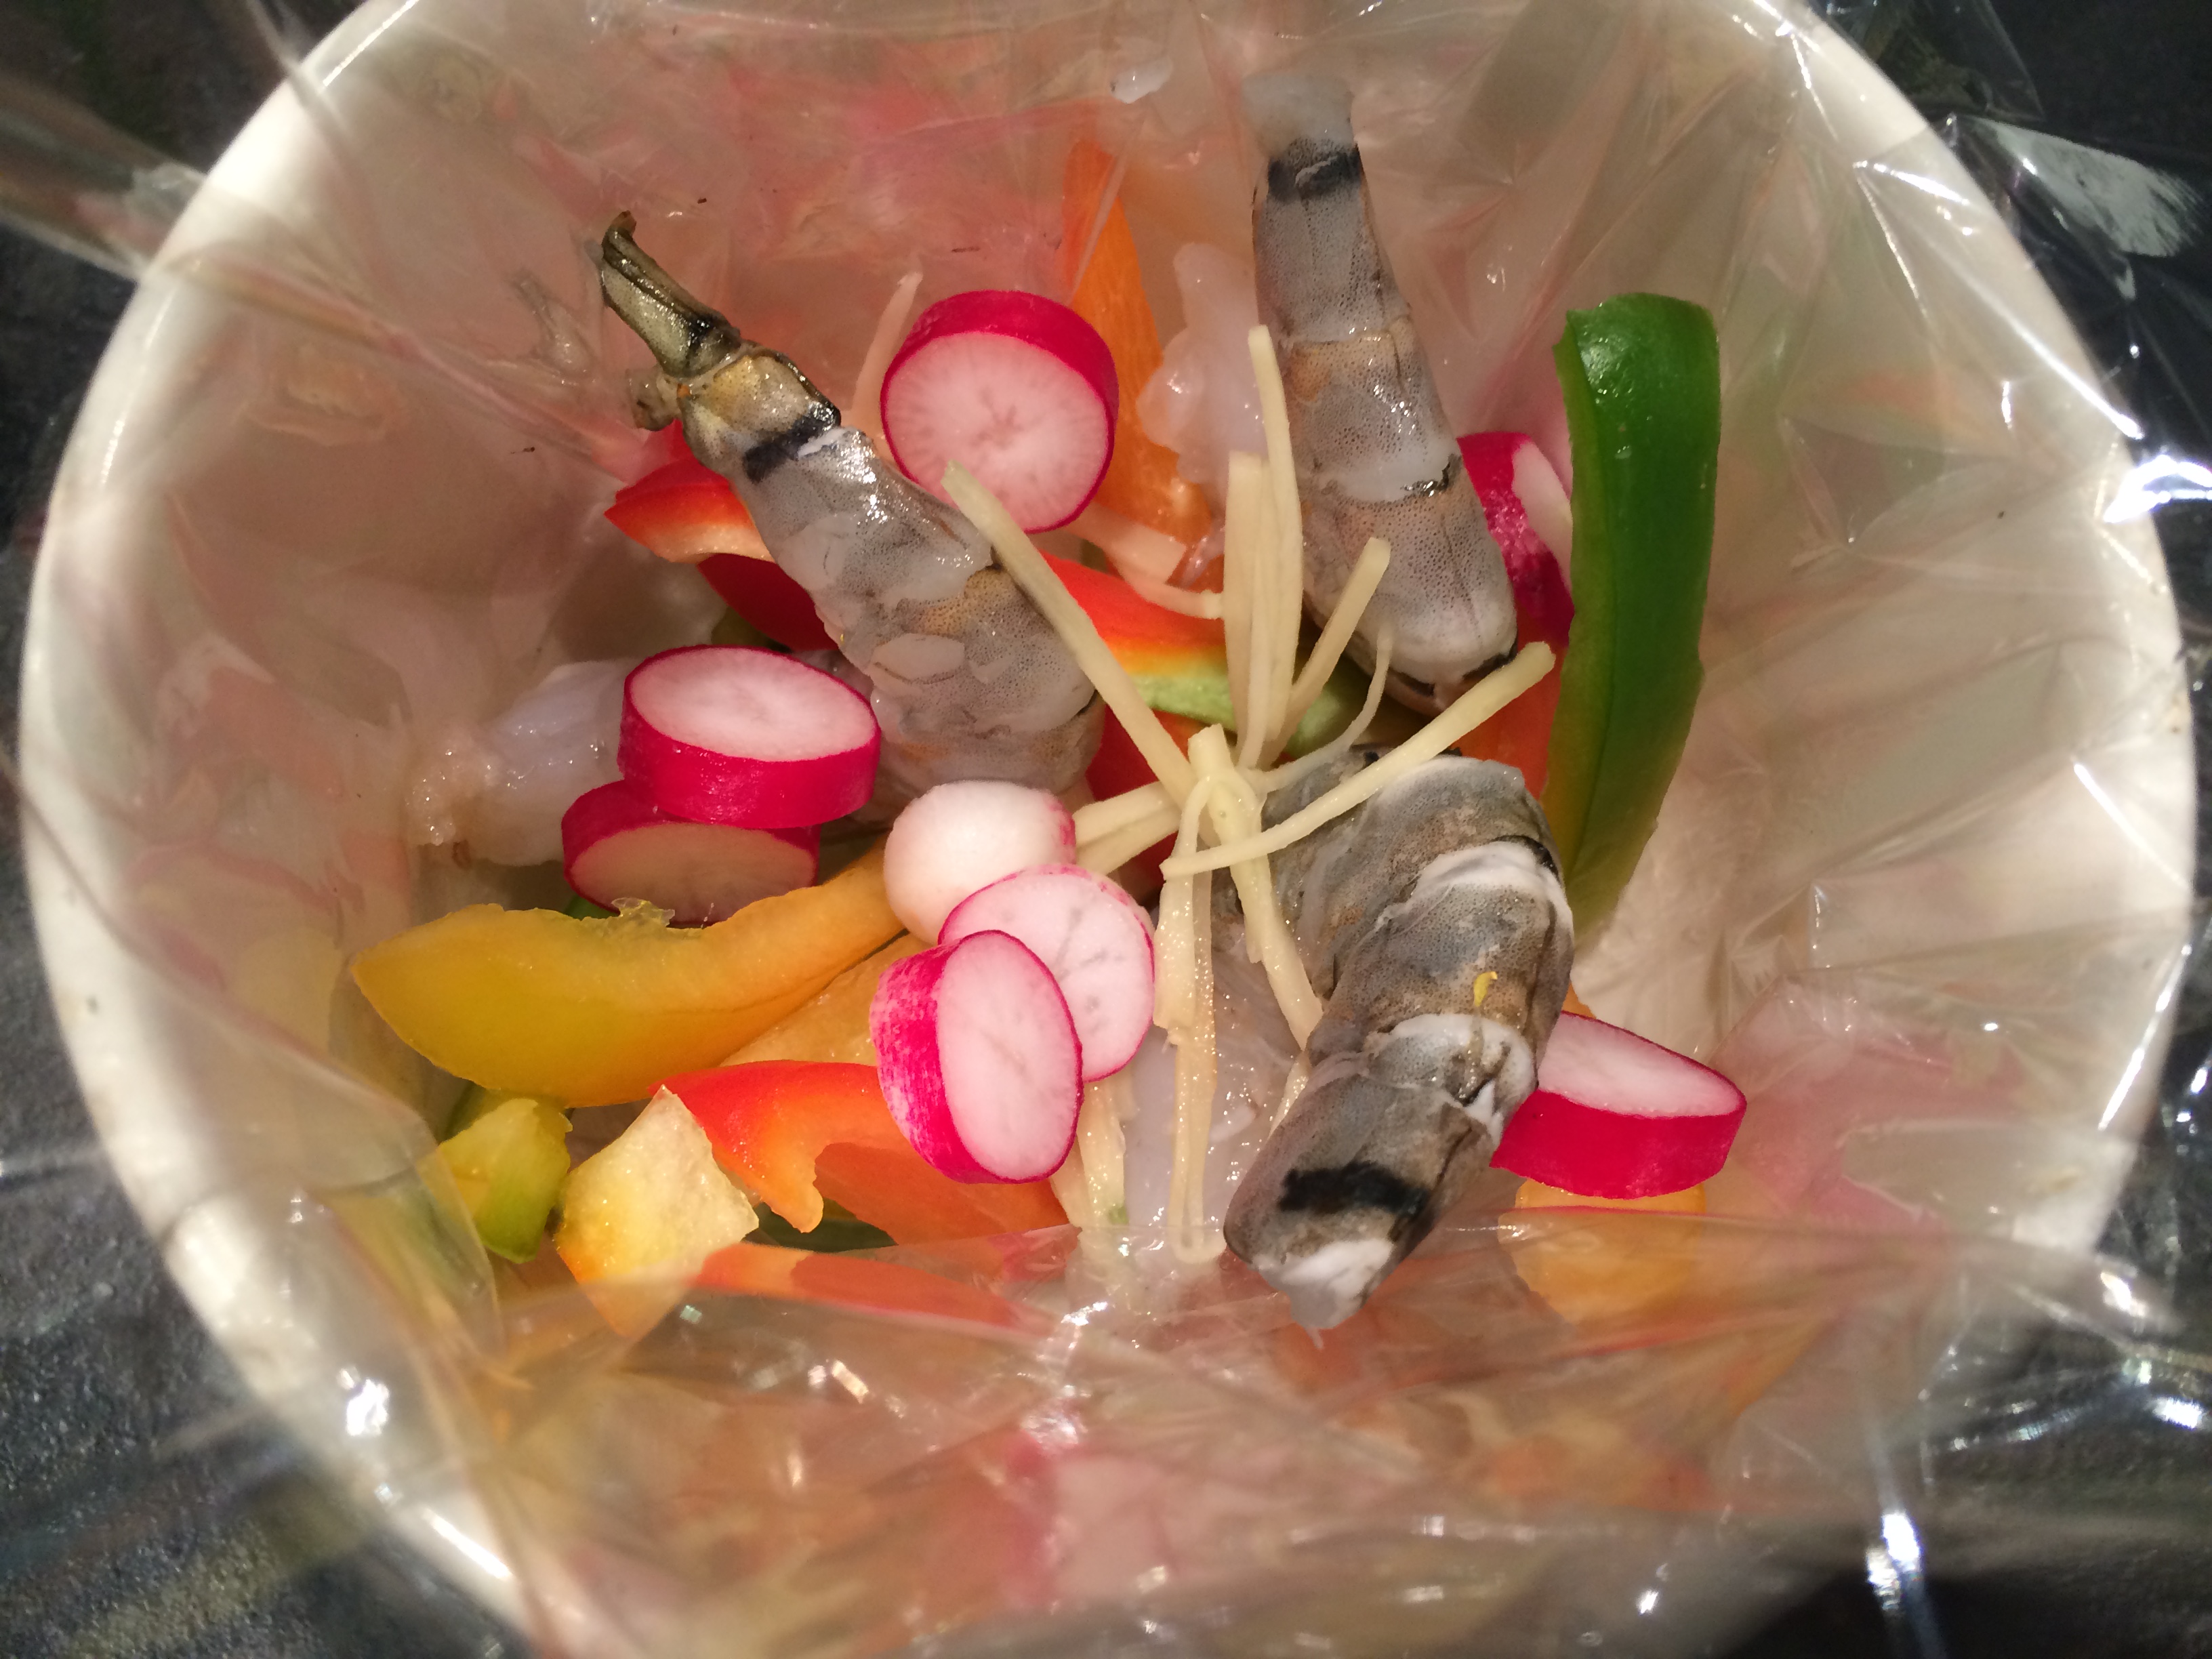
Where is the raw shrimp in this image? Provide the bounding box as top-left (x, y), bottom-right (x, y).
top-left (409, 659), bottom-right (628, 865)
top-left (1223, 753), bottom-right (1573, 1328)
top-left (596, 216), bottom-right (1101, 804)
top-left (1244, 75), bottom-right (1517, 700)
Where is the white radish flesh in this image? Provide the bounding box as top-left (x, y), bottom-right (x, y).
top-left (869, 930), bottom-right (1081, 1183)
top-left (562, 780), bottom-right (817, 925)
top-left (1461, 432), bottom-right (1574, 638)
top-left (882, 289), bottom-right (1118, 532)
top-left (882, 780), bottom-right (1077, 943)
top-left (1511, 437), bottom-right (1574, 571)
top-left (618, 645), bottom-right (880, 829)
top-left (1491, 1014), bottom-right (1747, 1200)
top-left (940, 865), bottom-right (1155, 1082)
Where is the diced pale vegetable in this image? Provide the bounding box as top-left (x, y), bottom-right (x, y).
top-left (436, 1092), bottom-right (572, 1262)
top-left (556, 1089), bottom-right (758, 1330)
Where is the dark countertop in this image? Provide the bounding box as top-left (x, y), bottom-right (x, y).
top-left (1, 1), bottom-right (2207, 1654)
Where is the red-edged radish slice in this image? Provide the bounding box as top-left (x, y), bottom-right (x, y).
top-left (869, 930), bottom-right (1081, 1183)
top-left (619, 645), bottom-right (880, 829)
top-left (698, 554), bottom-right (836, 653)
top-left (882, 289), bottom-right (1118, 532)
top-left (562, 780), bottom-right (818, 925)
top-left (1460, 432), bottom-right (1574, 642)
top-left (882, 780), bottom-right (1077, 943)
top-left (941, 865), bottom-right (1154, 1081)
top-left (1491, 1013), bottom-right (1746, 1200)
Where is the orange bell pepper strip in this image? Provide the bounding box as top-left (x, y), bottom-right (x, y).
top-left (1063, 140), bottom-right (1211, 544)
top-left (665, 1061), bottom-right (1066, 1243)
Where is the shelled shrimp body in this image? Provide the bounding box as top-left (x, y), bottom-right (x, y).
top-left (1224, 754), bottom-right (1574, 1328)
top-left (597, 217), bottom-right (1101, 804)
top-left (1243, 75), bottom-right (1518, 698)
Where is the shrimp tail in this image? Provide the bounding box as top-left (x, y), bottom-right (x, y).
top-left (599, 213), bottom-right (747, 384)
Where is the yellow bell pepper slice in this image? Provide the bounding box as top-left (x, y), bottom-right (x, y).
top-left (352, 849), bottom-right (901, 1107)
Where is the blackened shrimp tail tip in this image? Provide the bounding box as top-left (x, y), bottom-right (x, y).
top-left (1224, 755), bottom-right (1573, 1327)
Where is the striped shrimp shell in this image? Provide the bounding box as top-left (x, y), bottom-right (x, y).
top-left (597, 219), bottom-right (1101, 805)
top-left (1244, 75), bottom-right (1518, 695)
top-left (1223, 754), bottom-right (1574, 1329)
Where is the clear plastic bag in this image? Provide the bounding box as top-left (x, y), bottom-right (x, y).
top-left (9, 0), bottom-right (2208, 1652)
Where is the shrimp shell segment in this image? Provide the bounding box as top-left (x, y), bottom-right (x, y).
top-left (1244, 75), bottom-right (1518, 694)
top-left (1225, 754), bottom-right (1574, 1328)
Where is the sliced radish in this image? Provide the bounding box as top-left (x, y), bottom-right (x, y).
top-left (941, 865), bottom-right (1154, 1081)
top-left (562, 779), bottom-right (817, 925)
top-left (698, 553), bottom-right (836, 653)
top-left (1460, 432), bottom-right (1575, 642)
top-left (882, 289), bottom-right (1118, 532)
top-left (882, 779), bottom-right (1077, 943)
top-left (1490, 1013), bottom-right (1747, 1200)
top-left (618, 645), bottom-right (880, 829)
top-left (869, 930), bottom-right (1081, 1183)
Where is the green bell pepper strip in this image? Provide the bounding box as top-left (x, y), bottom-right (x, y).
top-left (1540, 293), bottom-right (1721, 930)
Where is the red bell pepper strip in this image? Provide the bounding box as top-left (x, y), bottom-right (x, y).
top-left (605, 455), bottom-right (837, 651)
top-left (665, 1061), bottom-right (1066, 1243)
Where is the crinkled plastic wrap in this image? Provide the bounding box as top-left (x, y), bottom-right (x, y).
top-left (13, 0), bottom-right (2205, 1652)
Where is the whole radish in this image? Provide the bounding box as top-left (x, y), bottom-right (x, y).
top-left (882, 780), bottom-right (1077, 943)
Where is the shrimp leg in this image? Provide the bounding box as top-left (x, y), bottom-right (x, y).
top-left (598, 216), bottom-right (1101, 803)
top-left (1243, 76), bottom-right (1518, 701)
top-left (1223, 754), bottom-right (1573, 1328)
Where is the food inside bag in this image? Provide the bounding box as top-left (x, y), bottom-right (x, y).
top-left (25, 0), bottom-right (2193, 1651)
top-left (348, 63), bottom-right (1746, 1338)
